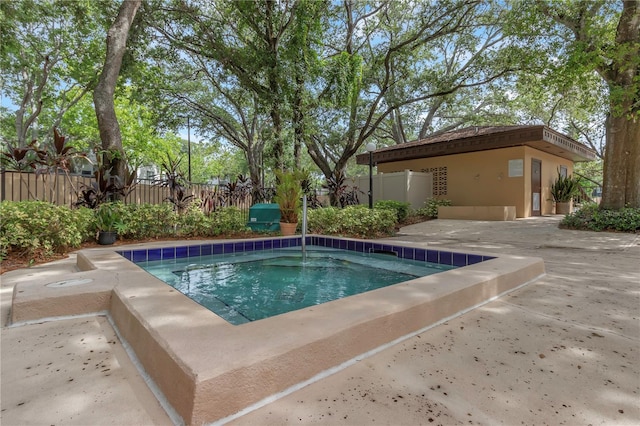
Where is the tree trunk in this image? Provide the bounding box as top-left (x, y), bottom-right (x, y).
top-left (601, 111), bottom-right (640, 208)
top-left (600, 1), bottom-right (640, 209)
top-left (93, 0), bottom-right (141, 180)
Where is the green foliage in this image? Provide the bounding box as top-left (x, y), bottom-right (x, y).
top-left (416, 198), bottom-right (453, 218)
top-left (550, 173), bottom-right (581, 202)
top-left (119, 203), bottom-right (176, 239)
top-left (94, 202), bottom-right (124, 232)
top-left (274, 170), bottom-right (304, 223)
top-left (0, 201), bottom-right (93, 260)
top-left (560, 204), bottom-right (640, 233)
top-left (209, 207), bottom-right (249, 236)
top-left (307, 205), bottom-right (397, 238)
top-left (374, 200), bottom-right (411, 223)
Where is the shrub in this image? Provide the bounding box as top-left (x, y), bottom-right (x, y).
top-left (561, 204), bottom-right (640, 233)
top-left (307, 205), bottom-right (397, 238)
top-left (120, 203), bottom-right (177, 239)
top-left (210, 207), bottom-right (249, 236)
top-left (375, 200), bottom-right (411, 222)
top-left (176, 203), bottom-right (212, 237)
top-left (0, 201), bottom-right (93, 260)
top-left (416, 198), bottom-right (452, 218)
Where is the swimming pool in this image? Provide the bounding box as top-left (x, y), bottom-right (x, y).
top-left (139, 247), bottom-right (457, 325)
top-left (13, 234), bottom-right (544, 424)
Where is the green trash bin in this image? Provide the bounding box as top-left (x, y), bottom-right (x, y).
top-left (247, 204), bottom-right (281, 231)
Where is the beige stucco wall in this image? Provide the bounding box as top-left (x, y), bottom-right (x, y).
top-left (377, 147), bottom-right (574, 217)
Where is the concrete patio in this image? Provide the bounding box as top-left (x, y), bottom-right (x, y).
top-left (2, 216), bottom-right (639, 425)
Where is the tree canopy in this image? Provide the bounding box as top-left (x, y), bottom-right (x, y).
top-left (1, 0), bottom-right (637, 208)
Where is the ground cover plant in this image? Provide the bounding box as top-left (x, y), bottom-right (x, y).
top-left (560, 204), bottom-right (640, 233)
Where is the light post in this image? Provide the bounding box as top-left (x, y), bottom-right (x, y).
top-left (187, 116), bottom-right (192, 182)
top-left (365, 142), bottom-right (376, 209)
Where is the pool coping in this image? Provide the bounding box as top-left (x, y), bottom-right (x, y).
top-left (10, 235), bottom-right (545, 425)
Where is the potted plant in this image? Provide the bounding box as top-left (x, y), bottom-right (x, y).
top-left (95, 203), bottom-right (123, 245)
top-left (273, 170), bottom-right (303, 236)
top-left (550, 172), bottom-right (580, 214)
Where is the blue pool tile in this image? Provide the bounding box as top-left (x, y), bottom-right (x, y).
top-left (339, 240), bottom-right (347, 250)
top-left (243, 241), bottom-right (254, 251)
top-left (213, 244), bottom-right (223, 255)
top-left (133, 250), bottom-right (147, 262)
top-left (453, 252), bottom-right (467, 267)
top-left (223, 243), bottom-right (234, 253)
top-left (201, 244), bottom-right (212, 256)
top-left (439, 251), bottom-right (453, 265)
top-left (332, 239), bottom-right (340, 249)
top-left (355, 241), bottom-right (364, 252)
top-left (427, 250), bottom-right (438, 263)
top-left (162, 247), bottom-right (175, 259)
top-left (119, 250), bottom-right (132, 261)
top-left (347, 240), bottom-right (355, 251)
top-left (263, 240), bottom-right (273, 250)
top-left (467, 254), bottom-right (482, 265)
top-left (415, 249), bottom-right (426, 262)
top-left (188, 246), bottom-right (201, 257)
top-left (402, 247), bottom-right (415, 260)
top-left (254, 240), bottom-right (264, 251)
top-left (273, 239), bottom-right (282, 249)
top-left (147, 249), bottom-right (162, 261)
top-left (482, 255), bottom-right (495, 262)
top-left (175, 246), bottom-right (188, 259)
top-left (234, 242), bottom-right (244, 252)
top-left (364, 242), bottom-right (373, 253)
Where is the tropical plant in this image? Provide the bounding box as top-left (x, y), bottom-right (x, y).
top-left (550, 172), bottom-right (581, 203)
top-left (156, 154), bottom-right (193, 213)
top-left (274, 170), bottom-right (303, 223)
top-left (75, 157), bottom-right (137, 209)
top-left (323, 171), bottom-right (361, 208)
top-left (94, 203), bottom-right (123, 232)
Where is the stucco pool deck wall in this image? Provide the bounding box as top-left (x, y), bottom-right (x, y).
top-left (9, 235), bottom-right (545, 425)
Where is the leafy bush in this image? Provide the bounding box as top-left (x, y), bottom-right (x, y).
top-left (210, 207), bottom-right (249, 236)
top-left (375, 200), bottom-right (411, 222)
top-left (119, 203), bottom-right (177, 239)
top-left (415, 198), bottom-right (452, 218)
top-left (173, 204), bottom-right (248, 237)
top-left (307, 205), bottom-right (397, 238)
top-left (561, 204), bottom-right (640, 233)
top-left (0, 201), bottom-right (93, 260)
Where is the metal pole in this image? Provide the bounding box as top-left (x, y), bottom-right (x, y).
top-left (187, 116), bottom-right (192, 182)
top-left (368, 151), bottom-right (373, 209)
top-left (301, 194), bottom-right (307, 255)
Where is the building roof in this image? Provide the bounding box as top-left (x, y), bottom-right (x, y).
top-left (356, 125), bottom-right (598, 165)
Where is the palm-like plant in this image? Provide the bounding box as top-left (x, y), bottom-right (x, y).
top-left (273, 170), bottom-right (303, 223)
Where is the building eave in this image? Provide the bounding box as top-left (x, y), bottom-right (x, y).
top-left (356, 125), bottom-right (598, 165)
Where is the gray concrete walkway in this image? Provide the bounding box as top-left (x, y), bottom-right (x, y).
top-left (2, 216), bottom-right (639, 425)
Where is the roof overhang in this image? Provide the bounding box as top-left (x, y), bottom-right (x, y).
top-left (356, 126), bottom-right (598, 165)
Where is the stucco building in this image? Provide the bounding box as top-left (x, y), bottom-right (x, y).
top-left (356, 125), bottom-right (597, 218)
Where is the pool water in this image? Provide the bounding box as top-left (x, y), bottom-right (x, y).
top-left (140, 247), bottom-right (456, 325)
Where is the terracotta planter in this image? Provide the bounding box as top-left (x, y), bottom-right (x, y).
top-left (279, 222), bottom-right (298, 236)
top-left (97, 231), bottom-right (117, 245)
top-left (555, 201), bottom-right (573, 215)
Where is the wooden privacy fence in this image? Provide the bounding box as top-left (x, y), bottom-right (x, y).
top-left (0, 170), bottom-right (253, 219)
